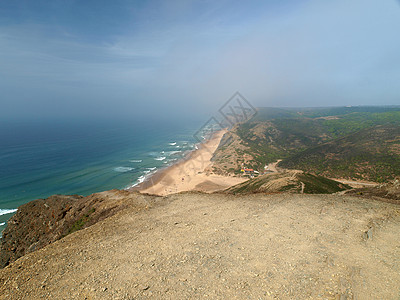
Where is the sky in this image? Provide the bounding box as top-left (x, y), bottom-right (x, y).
top-left (1, 0), bottom-right (400, 121)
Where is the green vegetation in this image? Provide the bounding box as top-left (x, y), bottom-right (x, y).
top-left (298, 173), bottom-right (350, 194)
top-left (67, 208), bottom-right (95, 235)
top-left (280, 125), bottom-right (400, 182)
top-left (214, 106), bottom-right (400, 182)
top-left (226, 171), bottom-right (351, 194)
top-left (227, 176), bottom-right (269, 194)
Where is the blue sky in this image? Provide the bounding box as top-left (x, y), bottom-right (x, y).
top-left (1, 0), bottom-right (399, 121)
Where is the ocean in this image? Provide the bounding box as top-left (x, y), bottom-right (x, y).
top-left (0, 117), bottom-right (205, 234)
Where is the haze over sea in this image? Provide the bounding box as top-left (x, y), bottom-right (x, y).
top-left (2, 0), bottom-right (399, 236)
top-left (0, 117), bottom-right (204, 233)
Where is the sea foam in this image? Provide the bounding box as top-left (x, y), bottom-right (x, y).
top-left (130, 160), bottom-right (142, 163)
top-left (0, 222), bottom-right (5, 226)
top-left (125, 175), bottom-right (146, 189)
top-left (114, 167), bottom-right (134, 172)
top-left (0, 209), bottom-right (17, 216)
top-left (166, 150), bottom-right (182, 155)
top-left (154, 156), bottom-right (166, 161)
top-left (137, 175), bottom-right (146, 183)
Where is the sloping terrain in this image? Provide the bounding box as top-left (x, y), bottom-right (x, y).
top-left (1, 192), bottom-right (399, 299)
top-left (210, 125), bottom-right (254, 175)
top-left (225, 170), bottom-right (351, 194)
top-left (0, 190), bottom-right (159, 268)
top-left (346, 178), bottom-right (400, 204)
top-left (212, 107), bottom-right (400, 181)
top-left (212, 118), bottom-right (331, 173)
top-left (280, 125), bottom-right (400, 182)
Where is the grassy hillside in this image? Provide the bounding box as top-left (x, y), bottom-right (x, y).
top-left (280, 125), bottom-right (400, 182)
top-left (225, 170), bottom-right (351, 194)
top-left (212, 106), bottom-right (400, 182)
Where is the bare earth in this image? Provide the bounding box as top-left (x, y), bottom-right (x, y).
top-left (331, 179), bottom-right (378, 188)
top-left (139, 129), bottom-right (246, 196)
top-left (1, 192), bottom-right (400, 299)
top-left (265, 159), bottom-right (282, 173)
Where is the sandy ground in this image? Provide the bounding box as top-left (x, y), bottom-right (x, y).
top-left (1, 192), bottom-right (399, 299)
top-left (138, 129), bottom-right (246, 196)
top-left (265, 159), bottom-right (282, 173)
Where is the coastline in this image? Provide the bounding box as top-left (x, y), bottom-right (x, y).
top-left (131, 129), bottom-right (246, 195)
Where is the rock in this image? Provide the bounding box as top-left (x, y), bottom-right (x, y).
top-left (365, 228), bottom-right (373, 240)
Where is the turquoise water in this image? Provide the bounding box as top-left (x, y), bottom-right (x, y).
top-left (0, 118), bottom-right (204, 233)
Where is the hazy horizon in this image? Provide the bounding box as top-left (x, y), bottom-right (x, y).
top-left (1, 0), bottom-right (400, 122)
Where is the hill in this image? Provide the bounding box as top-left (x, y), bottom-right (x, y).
top-left (225, 170), bottom-right (351, 194)
top-left (345, 178), bottom-right (400, 204)
top-left (0, 190), bottom-right (158, 269)
top-left (280, 125), bottom-right (400, 182)
top-left (211, 106), bottom-right (400, 182)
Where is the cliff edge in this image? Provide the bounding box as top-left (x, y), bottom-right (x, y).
top-left (1, 192), bottom-right (400, 299)
top-left (0, 190), bottom-right (159, 268)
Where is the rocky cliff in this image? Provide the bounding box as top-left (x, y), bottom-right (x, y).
top-left (0, 190), bottom-right (159, 268)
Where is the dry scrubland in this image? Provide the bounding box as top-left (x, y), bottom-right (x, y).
top-left (212, 107), bottom-right (400, 183)
top-left (1, 192), bottom-right (400, 299)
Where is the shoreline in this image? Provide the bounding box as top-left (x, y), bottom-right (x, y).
top-left (131, 129), bottom-right (246, 195)
top-left (129, 141), bottom-right (201, 192)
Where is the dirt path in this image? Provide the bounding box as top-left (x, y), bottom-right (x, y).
top-left (265, 159), bottom-right (282, 173)
top-left (1, 193), bottom-right (400, 299)
top-left (300, 181), bottom-right (305, 193)
top-left (332, 179), bottom-right (378, 188)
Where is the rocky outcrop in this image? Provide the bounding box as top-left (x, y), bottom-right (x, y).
top-left (0, 190), bottom-right (157, 268)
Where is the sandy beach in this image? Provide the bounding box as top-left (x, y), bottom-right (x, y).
top-left (136, 129), bottom-right (246, 195)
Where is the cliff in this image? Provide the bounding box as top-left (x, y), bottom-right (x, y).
top-left (0, 190), bottom-right (159, 268)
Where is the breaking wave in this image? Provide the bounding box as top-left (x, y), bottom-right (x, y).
top-left (114, 167), bottom-right (134, 172)
top-left (154, 156), bottom-right (166, 161)
top-left (0, 209), bottom-right (17, 216)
